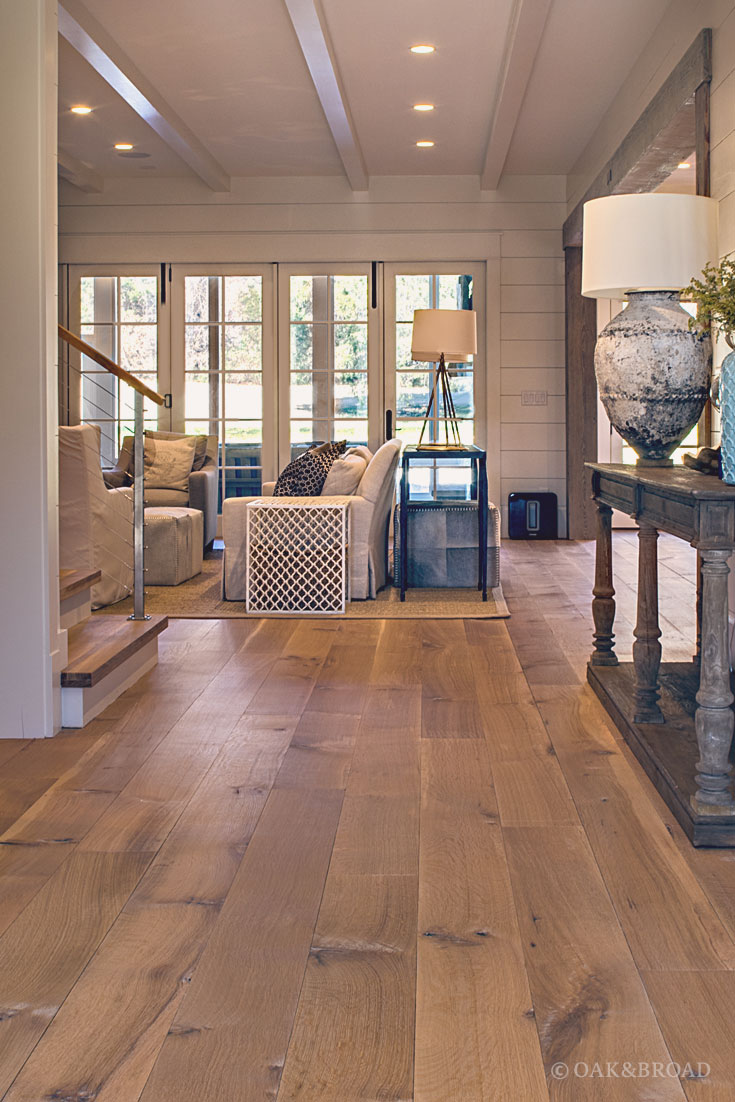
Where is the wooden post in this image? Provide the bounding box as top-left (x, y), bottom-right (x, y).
top-left (691, 549), bottom-right (735, 815)
top-left (590, 501), bottom-right (618, 666)
top-left (633, 523), bottom-right (663, 723)
top-left (565, 246), bottom-right (598, 540)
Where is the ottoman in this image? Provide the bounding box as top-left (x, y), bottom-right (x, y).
top-left (144, 507), bottom-right (203, 586)
top-left (394, 501), bottom-right (500, 588)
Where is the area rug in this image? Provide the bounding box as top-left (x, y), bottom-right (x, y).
top-left (104, 552), bottom-right (509, 620)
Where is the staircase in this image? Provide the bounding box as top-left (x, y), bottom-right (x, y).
top-left (59, 571), bottom-right (167, 728)
top-left (56, 325), bottom-right (171, 729)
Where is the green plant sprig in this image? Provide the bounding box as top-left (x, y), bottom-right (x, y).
top-left (682, 255), bottom-right (735, 347)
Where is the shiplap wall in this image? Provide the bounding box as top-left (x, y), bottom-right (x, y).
top-left (712, 4), bottom-right (735, 255)
top-left (709, 4), bottom-right (735, 628)
top-left (59, 173), bottom-right (567, 534)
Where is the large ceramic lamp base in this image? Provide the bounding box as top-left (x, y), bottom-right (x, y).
top-left (595, 290), bottom-right (711, 465)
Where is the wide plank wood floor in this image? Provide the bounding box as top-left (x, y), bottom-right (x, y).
top-left (1, 534), bottom-right (734, 1100)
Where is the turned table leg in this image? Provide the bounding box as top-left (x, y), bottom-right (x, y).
top-left (691, 549), bottom-right (735, 816)
top-left (694, 549), bottom-right (703, 668)
top-left (590, 502), bottom-right (618, 666)
top-left (633, 522), bottom-right (663, 724)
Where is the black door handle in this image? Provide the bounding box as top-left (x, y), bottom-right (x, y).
top-left (385, 409), bottom-right (393, 440)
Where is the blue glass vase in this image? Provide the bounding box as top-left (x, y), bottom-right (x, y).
top-left (721, 345), bottom-right (735, 484)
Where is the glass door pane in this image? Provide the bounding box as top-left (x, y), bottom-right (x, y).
top-left (182, 274), bottom-right (265, 504)
top-left (279, 266), bottom-right (376, 468)
top-left (75, 272), bottom-right (164, 466)
top-left (387, 267), bottom-right (482, 500)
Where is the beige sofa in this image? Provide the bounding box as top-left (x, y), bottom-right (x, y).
top-left (59, 424), bottom-right (133, 608)
top-left (104, 430), bottom-right (219, 549)
top-left (222, 439), bottom-right (401, 601)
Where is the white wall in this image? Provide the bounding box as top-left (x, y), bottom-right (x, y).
top-left (0, 0), bottom-right (64, 738)
top-left (708, 4), bottom-right (735, 636)
top-left (59, 172), bottom-right (568, 534)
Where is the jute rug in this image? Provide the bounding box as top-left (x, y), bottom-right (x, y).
top-left (106, 552), bottom-right (509, 620)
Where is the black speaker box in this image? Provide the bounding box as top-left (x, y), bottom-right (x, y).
top-left (508, 492), bottom-right (558, 539)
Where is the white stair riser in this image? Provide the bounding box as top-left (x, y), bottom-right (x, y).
top-left (61, 638), bottom-right (159, 728)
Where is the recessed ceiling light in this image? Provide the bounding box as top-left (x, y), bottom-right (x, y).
top-left (416, 140), bottom-right (435, 148)
top-left (413, 103), bottom-right (435, 112)
top-left (114, 143), bottom-right (134, 150)
top-left (70, 105), bottom-right (92, 115)
top-left (678, 162), bottom-right (691, 168)
top-left (410, 44), bottom-right (435, 54)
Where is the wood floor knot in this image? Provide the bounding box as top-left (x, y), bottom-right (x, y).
top-left (167, 1023), bottom-right (208, 1037)
top-left (422, 929), bottom-right (491, 947)
top-left (541, 974), bottom-right (610, 1063)
top-left (310, 940), bottom-right (399, 964)
top-left (44, 1088), bottom-right (98, 1102)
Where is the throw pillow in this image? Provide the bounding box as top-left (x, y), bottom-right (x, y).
top-left (144, 429), bottom-right (209, 470)
top-left (274, 440), bottom-right (347, 496)
top-left (322, 453), bottom-right (367, 495)
top-left (143, 435), bottom-right (197, 492)
top-left (345, 445), bottom-right (373, 464)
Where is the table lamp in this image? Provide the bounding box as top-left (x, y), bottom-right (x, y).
top-left (411, 308), bottom-right (477, 448)
top-left (581, 193), bottom-right (718, 465)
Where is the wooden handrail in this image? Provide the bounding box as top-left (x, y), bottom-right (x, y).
top-left (58, 324), bottom-right (166, 406)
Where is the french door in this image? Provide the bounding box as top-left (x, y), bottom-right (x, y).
top-left (64, 266), bottom-right (171, 466)
top-left (383, 263), bottom-right (486, 499)
top-left (62, 260), bottom-right (486, 506)
top-left (277, 264), bottom-right (381, 470)
top-left (170, 265), bottom-right (275, 504)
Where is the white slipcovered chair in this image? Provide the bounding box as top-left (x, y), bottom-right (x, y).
top-left (58, 424), bottom-right (133, 608)
top-left (222, 439), bottom-right (401, 601)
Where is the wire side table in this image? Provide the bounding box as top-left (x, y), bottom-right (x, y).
top-left (245, 499), bottom-right (349, 614)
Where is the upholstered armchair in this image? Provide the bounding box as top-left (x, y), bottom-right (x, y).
top-left (59, 424), bottom-right (133, 609)
top-left (222, 439), bottom-right (401, 601)
top-left (104, 430), bottom-right (218, 549)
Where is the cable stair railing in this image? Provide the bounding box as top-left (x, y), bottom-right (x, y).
top-left (58, 324), bottom-right (166, 621)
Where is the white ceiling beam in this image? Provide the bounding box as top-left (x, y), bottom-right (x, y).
top-left (283, 0), bottom-right (368, 191)
top-left (481, 0), bottom-right (553, 190)
top-left (58, 0), bottom-right (230, 192)
top-left (57, 147), bottom-right (104, 193)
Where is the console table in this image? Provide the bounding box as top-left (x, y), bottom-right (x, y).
top-left (586, 463), bottom-right (735, 846)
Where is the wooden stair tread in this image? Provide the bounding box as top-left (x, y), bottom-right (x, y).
top-left (61, 615), bottom-right (168, 688)
top-left (59, 568), bottom-right (102, 601)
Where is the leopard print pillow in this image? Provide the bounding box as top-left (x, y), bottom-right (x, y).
top-left (273, 441), bottom-right (347, 496)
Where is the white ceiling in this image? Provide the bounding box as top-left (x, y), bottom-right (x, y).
top-left (503, 0), bottom-right (672, 173)
top-left (57, 0), bottom-right (676, 187)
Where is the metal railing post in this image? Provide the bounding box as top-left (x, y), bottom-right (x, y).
top-left (129, 389), bottom-right (149, 621)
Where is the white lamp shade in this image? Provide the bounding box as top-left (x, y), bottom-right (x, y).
top-left (581, 193), bottom-right (718, 299)
top-left (411, 308), bottom-right (477, 362)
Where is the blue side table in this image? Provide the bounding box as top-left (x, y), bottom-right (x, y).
top-left (399, 444), bottom-right (488, 602)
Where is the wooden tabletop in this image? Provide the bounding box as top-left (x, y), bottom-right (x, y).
top-left (586, 462), bottom-right (735, 500)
